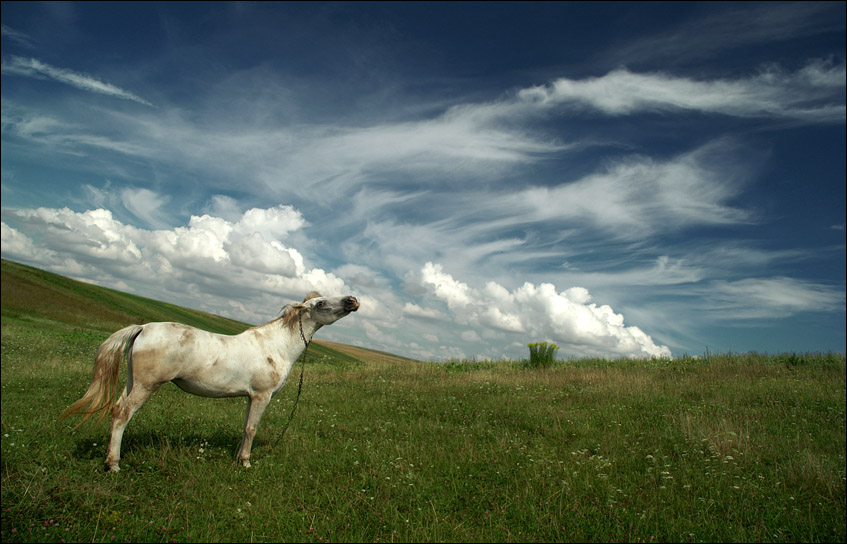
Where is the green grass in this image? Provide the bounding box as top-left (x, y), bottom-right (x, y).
top-left (2, 259), bottom-right (845, 542)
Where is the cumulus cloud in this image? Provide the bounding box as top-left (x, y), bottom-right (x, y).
top-left (0, 203), bottom-right (345, 322)
top-left (402, 302), bottom-right (442, 320)
top-left (4, 207), bottom-right (144, 264)
top-left (419, 262), bottom-right (671, 358)
top-left (1, 56), bottom-right (154, 107)
top-left (1, 221), bottom-right (56, 262)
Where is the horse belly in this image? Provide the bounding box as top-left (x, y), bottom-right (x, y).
top-left (171, 377), bottom-right (246, 398)
top-left (168, 354), bottom-right (259, 397)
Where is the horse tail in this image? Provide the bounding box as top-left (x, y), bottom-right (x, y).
top-left (61, 325), bottom-right (145, 427)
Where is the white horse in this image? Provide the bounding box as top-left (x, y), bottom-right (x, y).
top-left (62, 291), bottom-right (359, 472)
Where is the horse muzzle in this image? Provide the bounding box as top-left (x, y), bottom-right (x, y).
top-left (344, 296), bottom-right (360, 312)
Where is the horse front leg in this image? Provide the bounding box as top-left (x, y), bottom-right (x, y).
top-left (237, 393), bottom-right (272, 468)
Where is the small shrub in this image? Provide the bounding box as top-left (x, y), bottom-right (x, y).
top-left (527, 341), bottom-right (559, 368)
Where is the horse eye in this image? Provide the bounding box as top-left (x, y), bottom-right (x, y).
top-left (316, 300), bottom-right (326, 308)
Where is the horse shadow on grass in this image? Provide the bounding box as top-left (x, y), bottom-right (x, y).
top-left (71, 427), bottom-right (246, 469)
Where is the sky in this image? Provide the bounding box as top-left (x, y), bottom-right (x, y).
top-left (1, 1), bottom-right (845, 361)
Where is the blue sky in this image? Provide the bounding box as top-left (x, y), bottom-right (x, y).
top-left (2, 1), bottom-right (845, 360)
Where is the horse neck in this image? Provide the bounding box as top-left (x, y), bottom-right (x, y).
top-left (256, 315), bottom-right (320, 356)
top-left (297, 318), bottom-right (322, 345)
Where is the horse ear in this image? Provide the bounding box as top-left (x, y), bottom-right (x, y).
top-left (303, 291), bottom-right (322, 302)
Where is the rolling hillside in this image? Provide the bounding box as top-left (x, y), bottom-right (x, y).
top-left (0, 258), bottom-right (417, 365)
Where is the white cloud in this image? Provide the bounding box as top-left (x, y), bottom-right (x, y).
top-left (1, 25), bottom-right (36, 48)
top-left (334, 263), bottom-right (389, 289)
top-left (236, 206), bottom-right (306, 241)
top-left (205, 195), bottom-right (243, 222)
top-left (3, 50), bottom-right (843, 358)
top-left (0, 203), bottom-right (347, 323)
top-left (4, 61), bottom-right (839, 221)
top-left (358, 139), bottom-right (755, 275)
top-left (419, 262), bottom-right (474, 311)
top-left (612, 3), bottom-right (844, 66)
top-left (1, 56), bottom-right (154, 107)
top-left (706, 277), bottom-right (846, 318)
top-left (1, 221), bottom-right (55, 262)
top-left (577, 256), bottom-right (706, 288)
top-left (402, 302), bottom-right (442, 320)
top-left (1, 102), bottom-right (153, 160)
top-left (461, 330), bottom-right (481, 343)
top-left (4, 207), bottom-right (144, 264)
top-left (227, 233), bottom-right (299, 277)
top-left (515, 61), bottom-right (846, 122)
top-left (419, 262), bottom-right (671, 358)
top-left (120, 187), bottom-right (171, 228)
top-left (361, 320), bottom-right (400, 347)
top-left (511, 141), bottom-right (753, 236)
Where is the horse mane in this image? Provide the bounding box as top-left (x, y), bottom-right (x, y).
top-left (279, 291), bottom-right (323, 330)
top-left (303, 291), bottom-right (322, 302)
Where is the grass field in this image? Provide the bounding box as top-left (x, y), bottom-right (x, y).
top-left (1, 259), bottom-right (845, 542)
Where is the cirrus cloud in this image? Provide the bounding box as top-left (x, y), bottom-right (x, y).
top-left (1, 56), bottom-right (154, 107)
top-left (515, 61), bottom-right (845, 121)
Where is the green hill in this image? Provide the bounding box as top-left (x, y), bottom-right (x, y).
top-left (0, 258), bottom-right (407, 366)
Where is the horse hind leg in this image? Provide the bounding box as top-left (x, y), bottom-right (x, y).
top-left (104, 383), bottom-right (157, 472)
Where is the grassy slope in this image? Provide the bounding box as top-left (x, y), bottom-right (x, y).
top-left (1, 259), bottom-right (250, 334)
top-left (0, 258), bottom-right (397, 366)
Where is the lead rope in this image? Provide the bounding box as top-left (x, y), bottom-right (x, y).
top-left (270, 313), bottom-right (311, 449)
